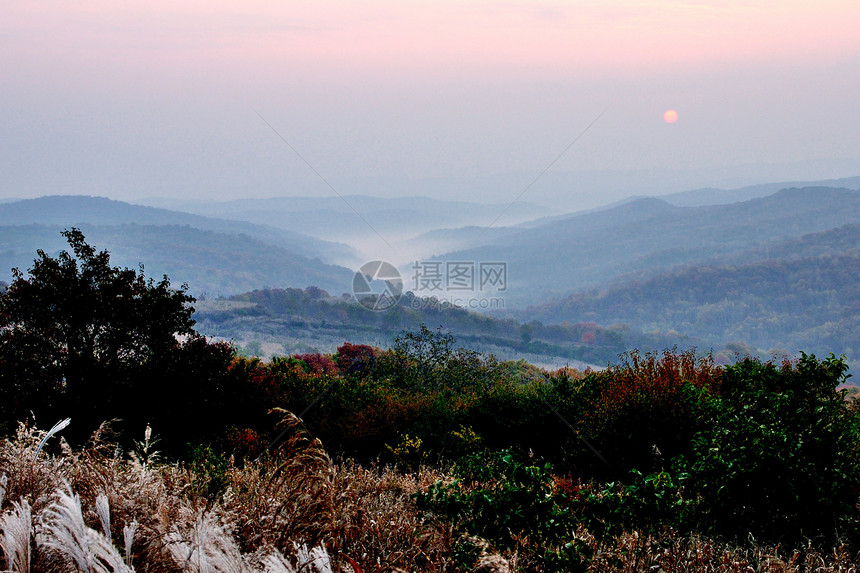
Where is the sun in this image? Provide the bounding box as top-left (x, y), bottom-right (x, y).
top-left (664, 109), bottom-right (678, 123)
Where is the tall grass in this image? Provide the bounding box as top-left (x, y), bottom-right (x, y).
top-left (0, 496), bottom-right (31, 573)
top-left (37, 483), bottom-right (132, 573)
top-left (4, 419), bottom-right (860, 572)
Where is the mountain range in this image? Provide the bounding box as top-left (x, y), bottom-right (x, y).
top-left (0, 196), bottom-right (355, 296)
top-left (138, 194), bottom-right (551, 265)
top-left (434, 186), bottom-right (860, 305)
top-left (5, 176), bottom-right (860, 366)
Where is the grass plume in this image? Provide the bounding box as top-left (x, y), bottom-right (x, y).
top-left (0, 497), bottom-right (32, 573)
top-left (37, 483), bottom-right (132, 573)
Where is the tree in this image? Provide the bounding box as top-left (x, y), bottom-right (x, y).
top-left (0, 229), bottom-right (197, 437)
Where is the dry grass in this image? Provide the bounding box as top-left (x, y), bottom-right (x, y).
top-left (4, 419), bottom-right (860, 572)
top-left (327, 460), bottom-right (454, 572)
top-left (581, 528), bottom-right (860, 572)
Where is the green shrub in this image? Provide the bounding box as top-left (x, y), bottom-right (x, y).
top-left (581, 467), bottom-right (695, 540)
top-left (682, 353), bottom-right (860, 544)
top-left (415, 450), bottom-right (590, 571)
top-left (189, 444), bottom-right (229, 502)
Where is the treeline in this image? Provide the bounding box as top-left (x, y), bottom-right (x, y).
top-left (197, 286), bottom-right (688, 366)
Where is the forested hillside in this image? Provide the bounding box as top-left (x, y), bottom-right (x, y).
top-left (0, 224), bottom-right (353, 296)
top-left (528, 229), bottom-right (860, 364)
top-left (438, 187), bottom-right (860, 304)
top-left (194, 286), bottom-right (694, 367)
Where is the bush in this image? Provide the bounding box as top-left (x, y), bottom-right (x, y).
top-left (581, 467), bottom-right (695, 540)
top-left (415, 450), bottom-right (591, 571)
top-left (584, 350), bottom-right (720, 476)
top-left (682, 353), bottom-right (860, 544)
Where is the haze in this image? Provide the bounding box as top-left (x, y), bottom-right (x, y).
top-left (3, 1), bottom-right (859, 212)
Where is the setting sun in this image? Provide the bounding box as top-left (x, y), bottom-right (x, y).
top-left (664, 109), bottom-right (679, 123)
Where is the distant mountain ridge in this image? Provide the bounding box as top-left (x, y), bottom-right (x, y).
top-left (435, 187), bottom-right (860, 305)
top-left (0, 196), bottom-right (355, 296)
top-left (0, 195), bottom-right (355, 262)
top-left (137, 194), bottom-right (552, 264)
top-left (660, 176), bottom-right (860, 207)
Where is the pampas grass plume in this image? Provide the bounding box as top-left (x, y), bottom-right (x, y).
top-left (32, 418), bottom-right (71, 461)
top-left (38, 484), bottom-right (132, 573)
top-left (122, 520), bottom-right (138, 567)
top-left (95, 494), bottom-right (111, 544)
top-left (0, 497), bottom-right (32, 573)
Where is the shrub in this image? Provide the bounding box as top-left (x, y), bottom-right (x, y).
top-left (581, 467), bottom-right (695, 540)
top-left (577, 349), bottom-right (721, 478)
top-left (682, 353), bottom-right (860, 544)
top-left (415, 450), bottom-right (590, 571)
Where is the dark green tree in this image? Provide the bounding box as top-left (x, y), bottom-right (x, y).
top-left (0, 228), bottom-right (197, 437)
top-left (381, 324), bottom-right (500, 394)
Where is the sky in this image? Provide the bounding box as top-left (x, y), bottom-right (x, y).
top-left (2, 0), bottom-right (860, 211)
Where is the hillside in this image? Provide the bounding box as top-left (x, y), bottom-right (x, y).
top-left (527, 225), bottom-right (860, 364)
top-left (0, 195), bottom-right (361, 296)
top-left (0, 224), bottom-right (354, 297)
top-left (435, 187), bottom-right (860, 305)
top-left (0, 195), bottom-right (355, 262)
top-left (193, 287), bottom-right (697, 367)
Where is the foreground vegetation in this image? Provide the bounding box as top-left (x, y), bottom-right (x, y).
top-left (4, 405), bottom-right (860, 572)
top-left (5, 231), bottom-right (860, 571)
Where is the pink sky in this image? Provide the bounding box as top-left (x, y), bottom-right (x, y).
top-left (8, 1), bottom-right (859, 74)
top-left (2, 1), bottom-right (860, 205)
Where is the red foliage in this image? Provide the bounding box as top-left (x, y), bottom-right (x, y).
top-left (584, 349), bottom-right (722, 434)
top-left (291, 353), bottom-right (339, 375)
top-left (231, 357), bottom-right (280, 395)
top-left (226, 427), bottom-right (266, 459)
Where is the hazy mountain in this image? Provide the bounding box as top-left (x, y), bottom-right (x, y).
top-left (434, 187), bottom-right (860, 305)
top-left (137, 194), bottom-right (551, 264)
top-left (140, 194), bottom-right (548, 225)
top-left (660, 176), bottom-right (860, 207)
top-left (316, 162), bottom-right (860, 215)
top-left (0, 195), bottom-right (356, 263)
top-left (400, 225), bottom-right (517, 261)
top-left (0, 223), bottom-right (354, 297)
top-left (0, 195), bottom-right (358, 296)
